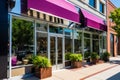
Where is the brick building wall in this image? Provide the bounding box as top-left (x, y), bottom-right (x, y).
top-left (106, 0), bottom-right (118, 56)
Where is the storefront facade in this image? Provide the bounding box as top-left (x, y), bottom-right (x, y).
top-left (8, 0), bottom-right (107, 78)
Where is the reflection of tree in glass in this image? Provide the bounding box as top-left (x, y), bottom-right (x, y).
top-left (12, 19), bottom-right (33, 52)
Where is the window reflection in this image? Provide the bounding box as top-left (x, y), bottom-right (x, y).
top-left (37, 33), bottom-right (48, 57)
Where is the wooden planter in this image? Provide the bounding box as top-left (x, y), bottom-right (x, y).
top-left (35, 67), bottom-right (52, 79)
top-left (71, 61), bottom-right (82, 68)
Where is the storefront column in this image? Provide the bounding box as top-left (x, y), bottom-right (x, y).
top-left (72, 29), bottom-right (74, 53)
top-left (90, 33), bottom-right (92, 53)
top-left (82, 29), bottom-right (84, 59)
top-left (99, 35), bottom-right (101, 56)
top-left (63, 29), bottom-right (65, 66)
top-left (34, 20), bottom-right (37, 55)
top-left (47, 24), bottom-right (50, 60)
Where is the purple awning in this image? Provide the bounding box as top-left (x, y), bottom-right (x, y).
top-left (27, 0), bottom-right (79, 23)
top-left (81, 9), bottom-right (107, 31)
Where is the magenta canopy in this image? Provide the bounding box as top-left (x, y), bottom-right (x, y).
top-left (27, 0), bottom-right (79, 23)
top-left (81, 9), bottom-right (107, 31)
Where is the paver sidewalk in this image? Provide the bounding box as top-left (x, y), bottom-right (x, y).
top-left (15, 57), bottom-right (120, 80)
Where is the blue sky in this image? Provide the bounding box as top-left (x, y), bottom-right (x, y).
top-left (110, 0), bottom-right (120, 8)
top-left (11, 0), bottom-right (20, 14)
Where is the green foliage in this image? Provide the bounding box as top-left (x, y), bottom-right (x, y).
top-left (91, 52), bottom-right (99, 60)
top-left (109, 8), bottom-right (120, 36)
top-left (84, 52), bottom-right (90, 59)
top-left (12, 18), bottom-right (33, 50)
top-left (32, 55), bottom-right (51, 68)
top-left (69, 54), bottom-right (82, 62)
top-left (101, 52), bottom-right (110, 62)
top-left (65, 53), bottom-right (72, 60)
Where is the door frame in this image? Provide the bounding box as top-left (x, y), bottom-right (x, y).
top-left (49, 33), bottom-right (64, 70)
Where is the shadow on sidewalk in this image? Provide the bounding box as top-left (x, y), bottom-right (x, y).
top-left (107, 72), bottom-right (120, 80)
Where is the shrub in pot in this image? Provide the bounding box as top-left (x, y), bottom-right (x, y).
top-left (84, 52), bottom-right (91, 62)
top-left (69, 53), bottom-right (82, 68)
top-left (32, 55), bottom-right (52, 79)
top-left (91, 52), bottom-right (99, 64)
top-left (101, 52), bottom-right (110, 62)
top-left (65, 53), bottom-right (72, 67)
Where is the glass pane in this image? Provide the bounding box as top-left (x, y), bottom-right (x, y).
top-left (92, 40), bottom-right (99, 54)
top-left (84, 33), bottom-right (90, 38)
top-left (49, 25), bottom-right (63, 34)
top-left (92, 34), bottom-right (99, 39)
top-left (84, 38), bottom-right (90, 53)
top-left (37, 33), bottom-right (47, 57)
top-left (50, 37), bottom-right (56, 65)
top-left (36, 23), bottom-right (47, 32)
top-left (74, 31), bottom-right (82, 53)
top-left (64, 28), bottom-right (72, 36)
top-left (12, 18), bottom-right (34, 66)
top-left (65, 36), bottom-right (72, 53)
top-left (57, 37), bottom-right (63, 64)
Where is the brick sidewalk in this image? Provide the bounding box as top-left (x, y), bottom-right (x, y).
top-left (15, 57), bottom-right (120, 80)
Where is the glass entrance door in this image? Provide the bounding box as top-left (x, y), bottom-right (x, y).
top-left (50, 35), bottom-right (63, 70)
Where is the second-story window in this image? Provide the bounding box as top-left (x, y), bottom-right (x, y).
top-left (99, 2), bottom-right (104, 13)
top-left (89, 0), bottom-right (96, 8)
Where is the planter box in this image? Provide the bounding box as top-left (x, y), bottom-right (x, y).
top-left (71, 61), bottom-right (82, 68)
top-left (35, 67), bottom-right (52, 79)
top-left (91, 59), bottom-right (99, 64)
top-left (65, 60), bottom-right (71, 67)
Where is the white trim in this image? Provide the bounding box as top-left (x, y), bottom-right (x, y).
top-left (9, 14), bottom-right (12, 78)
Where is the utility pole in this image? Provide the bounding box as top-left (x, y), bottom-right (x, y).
top-left (0, 0), bottom-right (15, 79)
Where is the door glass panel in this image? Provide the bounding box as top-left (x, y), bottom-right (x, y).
top-left (57, 37), bottom-right (62, 64)
top-left (92, 40), bottom-right (99, 54)
top-left (37, 33), bottom-right (47, 57)
top-left (84, 38), bottom-right (90, 53)
top-left (50, 37), bottom-right (56, 65)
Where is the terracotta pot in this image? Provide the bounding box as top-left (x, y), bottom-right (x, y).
top-left (35, 67), bottom-right (52, 79)
top-left (71, 61), bottom-right (82, 68)
top-left (92, 59), bottom-right (99, 64)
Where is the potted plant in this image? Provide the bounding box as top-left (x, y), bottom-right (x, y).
top-left (69, 53), bottom-right (83, 68)
top-left (65, 53), bottom-right (71, 67)
top-left (22, 58), bottom-right (29, 65)
top-left (101, 52), bottom-right (110, 62)
top-left (84, 52), bottom-right (91, 63)
top-left (91, 52), bottom-right (99, 64)
top-left (32, 55), bottom-right (52, 79)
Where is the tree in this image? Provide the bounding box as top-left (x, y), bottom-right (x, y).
top-left (12, 18), bottom-right (33, 51)
top-left (109, 8), bottom-right (120, 36)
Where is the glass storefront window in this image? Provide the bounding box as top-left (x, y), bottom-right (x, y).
top-left (37, 33), bottom-right (48, 57)
top-left (36, 23), bottom-right (48, 32)
top-left (49, 25), bottom-right (63, 34)
top-left (12, 18), bottom-right (34, 66)
top-left (84, 33), bottom-right (90, 38)
top-left (74, 31), bottom-right (82, 53)
top-left (65, 36), bottom-right (72, 53)
top-left (84, 38), bottom-right (90, 53)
